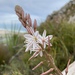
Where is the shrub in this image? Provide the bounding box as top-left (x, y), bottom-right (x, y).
top-left (37, 21), bottom-right (75, 70)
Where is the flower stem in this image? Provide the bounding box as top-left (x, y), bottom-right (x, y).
top-left (44, 51), bottom-right (63, 75)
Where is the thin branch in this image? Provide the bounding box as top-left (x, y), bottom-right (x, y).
top-left (44, 51), bottom-right (63, 75)
top-left (9, 47), bottom-right (24, 64)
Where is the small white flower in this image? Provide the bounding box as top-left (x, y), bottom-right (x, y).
top-left (24, 28), bottom-right (41, 53)
top-left (38, 30), bottom-right (53, 49)
top-left (24, 28), bottom-right (53, 57)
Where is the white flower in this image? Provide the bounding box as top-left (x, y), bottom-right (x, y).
top-left (24, 28), bottom-right (53, 57)
top-left (38, 30), bottom-right (53, 49)
top-left (24, 28), bottom-right (41, 53)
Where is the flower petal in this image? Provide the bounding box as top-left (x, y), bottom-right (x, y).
top-left (48, 35), bottom-right (53, 40)
top-left (42, 30), bottom-right (46, 38)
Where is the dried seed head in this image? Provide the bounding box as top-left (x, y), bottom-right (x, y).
top-left (15, 5), bottom-right (27, 27)
top-left (15, 5), bottom-right (36, 34)
top-left (15, 5), bottom-right (24, 16)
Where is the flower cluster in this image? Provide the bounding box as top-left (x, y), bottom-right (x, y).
top-left (15, 5), bottom-right (53, 57)
top-left (24, 27), bottom-right (53, 57)
top-left (15, 5), bottom-right (64, 75)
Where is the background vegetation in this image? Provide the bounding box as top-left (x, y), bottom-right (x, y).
top-left (0, 21), bottom-right (75, 75)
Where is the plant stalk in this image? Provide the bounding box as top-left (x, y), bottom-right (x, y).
top-left (44, 51), bottom-right (63, 75)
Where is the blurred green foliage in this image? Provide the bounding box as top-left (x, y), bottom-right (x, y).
top-left (37, 21), bottom-right (75, 70)
top-left (0, 21), bottom-right (75, 75)
top-left (0, 43), bottom-right (11, 64)
top-left (5, 32), bottom-right (24, 54)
